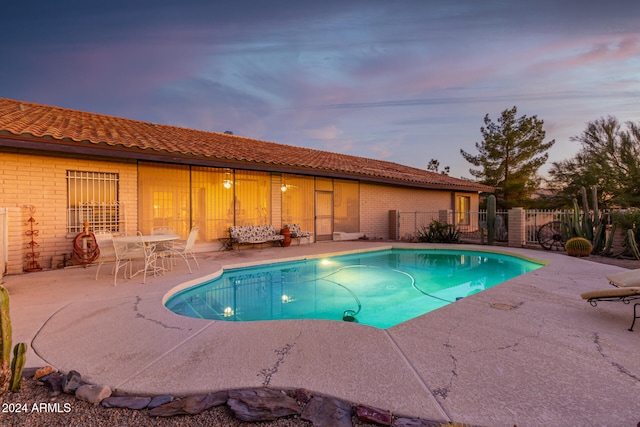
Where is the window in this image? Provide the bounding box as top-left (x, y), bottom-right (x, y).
top-left (67, 170), bottom-right (120, 233)
top-left (234, 170), bottom-right (271, 226)
top-left (333, 180), bottom-right (359, 233)
top-left (456, 195), bottom-right (470, 225)
top-left (281, 174), bottom-right (314, 232)
top-left (138, 162), bottom-right (191, 237)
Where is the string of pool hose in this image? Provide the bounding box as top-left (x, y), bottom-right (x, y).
top-left (314, 265), bottom-right (453, 316)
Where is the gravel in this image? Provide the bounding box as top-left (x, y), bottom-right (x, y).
top-left (1, 377), bottom-right (385, 427)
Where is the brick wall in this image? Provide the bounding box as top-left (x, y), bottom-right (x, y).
top-left (0, 152), bottom-right (137, 272)
top-left (359, 183), bottom-right (479, 240)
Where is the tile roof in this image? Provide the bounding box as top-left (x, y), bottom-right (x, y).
top-left (0, 98), bottom-right (492, 192)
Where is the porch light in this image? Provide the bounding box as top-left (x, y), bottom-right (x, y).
top-left (223, 179), bottom-right (232, 189)
top-left (281, 184), bottom-right (287, 192)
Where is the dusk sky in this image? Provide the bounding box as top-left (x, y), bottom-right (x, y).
top-left (2, 1), bottom-right (639, 179)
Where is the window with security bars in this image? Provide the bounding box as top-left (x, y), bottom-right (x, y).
top-left (67, 170), bottom-right (120, 233)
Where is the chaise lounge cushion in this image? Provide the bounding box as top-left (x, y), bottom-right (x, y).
top-left (606, 269), bottom-right (640, 288)
top-left (581, 287), bottom-right (640, 300)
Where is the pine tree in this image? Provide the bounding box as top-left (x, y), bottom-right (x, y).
top-left (460, 106), bottom-right (555, 208)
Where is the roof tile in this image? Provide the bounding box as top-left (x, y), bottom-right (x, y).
top-left (0, 98), bottom-right (492, 192)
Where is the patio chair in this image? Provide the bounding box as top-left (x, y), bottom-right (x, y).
top-left (126, 235), bottom-right (159, 284)
top-left (152, 226), bottom-right (176, 262)
top-left (581, 282), bottom-right (640, 331)
top-left (111, 239), bottom-right (132, 286)
top-left (163, 226), bottom-right (199, 273)
top-left (94, 230), bottom-right (116, 281)
top-left (285, 224), bottom-right (312, 245)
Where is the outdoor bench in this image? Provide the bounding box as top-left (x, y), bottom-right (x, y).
top-left (229, 225), bottom-right (285, 249)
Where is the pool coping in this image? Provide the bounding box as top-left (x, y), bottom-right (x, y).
top-left (4, 242), bottom-right (640, 425)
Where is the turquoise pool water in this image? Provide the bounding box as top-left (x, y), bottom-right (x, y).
top-left (165, 249), bottom-right (542, 328)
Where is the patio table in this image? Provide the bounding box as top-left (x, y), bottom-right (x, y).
top-left (113, 234), bottom-right (181, 279)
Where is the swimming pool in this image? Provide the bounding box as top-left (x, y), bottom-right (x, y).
top-left (165, 248), bottom-right (543, 328)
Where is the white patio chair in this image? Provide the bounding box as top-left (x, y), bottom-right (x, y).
top-left (165, 226), bottom-right (199, 273)
top-left (152, 226), bottom-right (176, 268)
top-left (126, 235), bottom-right (158, 284)
top-left (94, 230), bottom-right (116, 281)
top-left (111, 239), bottom-right (132, 286)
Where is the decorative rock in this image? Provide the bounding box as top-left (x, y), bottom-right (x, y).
top-left (149, 391), bottom-right (228, 417)
top-left (33, 365), bottom-right (55, 380)
top-left (301, 395), bottom-right (353, 427)
top-left (39, 372), bottom-right (65, 395)
top-left (356, 404), bottom-right (393, 425)
top-left (392, 418), bottom-right (442, 427)
top-left (63, 370), bottom-right (82, 394)
top-left (101, 396), bottom-right (152, 410)
top-left (147, 394), bottom-right (173, 409)
top-left (295, 388), bottom-right (313, 404)
top-left (75, 384), bottom-right (112, 404)
top-left (228, 388), bottom-right (301, 422)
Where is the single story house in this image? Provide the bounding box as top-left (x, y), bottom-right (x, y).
top-left (0, 97), bottom-right (493, 275)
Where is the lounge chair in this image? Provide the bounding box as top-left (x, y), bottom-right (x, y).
top-left (605, 268), bottom-right (640, 288)
top-left (581, 269), bottom-right (640, 331)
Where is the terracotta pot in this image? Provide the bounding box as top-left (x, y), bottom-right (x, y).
top-left (280, 228), bottom-right (291, 247)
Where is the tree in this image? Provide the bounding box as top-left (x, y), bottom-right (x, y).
top-left (426, 158), bottom-right (450, 175)
top-left (547, 117), bottom-right (640, 208)
top-left (460, 106), bottom-right (555, 208)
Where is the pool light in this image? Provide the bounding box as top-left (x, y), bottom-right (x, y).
top-left (223, 307), bottom-right (234, 317)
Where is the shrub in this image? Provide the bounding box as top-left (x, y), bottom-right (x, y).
top-left (416, 220), bottom-right (460, 243)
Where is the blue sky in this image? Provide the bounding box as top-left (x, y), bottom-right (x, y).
top-left (2, 1), bottom-right (639, 179)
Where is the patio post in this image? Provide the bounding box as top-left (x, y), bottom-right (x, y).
top-left (508, 207), bottom-right (526, 247)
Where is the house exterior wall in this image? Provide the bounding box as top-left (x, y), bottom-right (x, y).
top-left (0, 151), bottom-right (138, 272)
top-left (359, 182), bottom-right (480, 240)
top-left (0, 150), bottom-right (481, 274)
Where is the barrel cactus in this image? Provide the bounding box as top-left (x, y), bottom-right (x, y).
top-left (565, 237), bottom-right (593, 257)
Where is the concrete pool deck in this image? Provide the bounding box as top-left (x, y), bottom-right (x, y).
top-left (3, 242), bottom-right (639, 426)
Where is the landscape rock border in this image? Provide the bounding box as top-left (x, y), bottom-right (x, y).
top-left (25, 366), bottom-right (451, 427)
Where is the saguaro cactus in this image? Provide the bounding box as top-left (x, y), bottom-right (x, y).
top-left (0, 286), bottom-right (27, 394)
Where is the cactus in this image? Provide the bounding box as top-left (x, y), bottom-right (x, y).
top-left (627, 229), bottom-right (640, 260)
top-left (487, 194), bottom-right (496, 246)
top-left (565, 237), bottom-right (593, 257)
top-left (601, 223), bottom-right (616, 256)
top-left (561, 186), bottom-right (607, 255)
top-left (0, 286), bottom-right (27, 395)
top-left (9, 343), bottom-right (26, 392)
